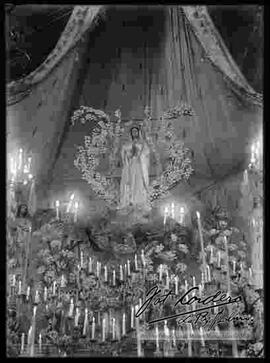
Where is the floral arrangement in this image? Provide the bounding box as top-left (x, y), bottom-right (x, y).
top-left (72, 105), bottom-right (194, 208)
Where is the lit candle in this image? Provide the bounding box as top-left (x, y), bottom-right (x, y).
top-left (164, 207), bottom-right (168, 225)
top-left (74, 307), bottom-right (80, 326)
top-left (74, 201), bottom-right (79, 223)
top-left (249, 267), bottom-right (253, 279)
top-left (88, 257), bottom-right (93, 273)
top-left (135, 305), bottom-right (142, 357)
top-left (164, 320), bottom-right (169, 338)
top-left (166, 270), bottom-right (169, 288)
top-left (206, 265), bottom-right (211, 282)
top-left (52, 281), bottom-right (56, 295)
top-left (38, 333), bottom-right (42, 350)
top-left (55, 200), bottom-right (60, 220)
top-left (18, 280), bottom-right (22, 295)
top-left (91, 317), bottom-right (95, 340)
top-left (200, 327), bottom-right (205, 347)
top-left (21, 332), bottom-right (25, 353)
top-left (134, 254), bottom-right (138, 270)
top-left (124, 264), bottom-right (127, 278)
top-left (172, 328), bottom-right (176, 347)
top-left (131, 306), bottom-right (135, 329)
top-left (120, 265), bottom-right (123, 281)
top-left (83, 308), bottom-right (88, 335)
top-left (18, 148), bottom-right (23, 170)
top-left (34, 290), bottom-right (39, 304)
top-left (102, 318), bottom-right (106, 341)
top-left (196, 211), bottom-right (206, 272)
top-left (209, 246), bottom-right (213, 264)
top-left (201, 271), bottom-right (205, 288)
top-left (12, 274), bottom-right (16, 287)
top-left (96, 261), bottom-right (100, 277)
top-left (80, 251), bottom-right (83, 268)
top-left (44, 287), bottom-right (47, 301)
top-left (27, 326), bottom-right (32, 348)
top-left (112, 317), bottom-right (116, 340)
top-left (232, 260), bottom-right (236, 275)
top-left (104, 266), bottom-right (108, 282)
top-left (185, 279), bottom-right (188, 292)
top-left (27, 157), bottom-right (32, 172)
top-left (159, 264), bottom-right (163, 281)
top-left (33, 306), bottom-right (37, 318)
top-left (127, 260), bottom-right (131, 276)
top-left (171, 202), bottom-right (175, 219)
top-left (179, 207), bottom-right (185, 224)
top-left (122, 313), bottom-right (126, 336)
top-left (112, 270), bottom-right (116, 286)
top-left (243, 169), bottom-right (249, 185)
top-left (198, 284), bottom-right (202, 297)
top-left (66, 193), bottom-right (75, 213)
top-left (217, 251), bottom-right (221, 268)
top-left (26, 286), bottom-right (30, 301)
top-left (240, 262), bottom-right (243, 273)
top-left (68, 298), bottom-right (74, 317)
top-left (155, 326), bottom-right (159, 350)
top-left (175, 276), bottom-right (179, 295)
top-left (141, 249), bottom-right (145, 267)
top-left (192, 276), bottom-right (196, 287)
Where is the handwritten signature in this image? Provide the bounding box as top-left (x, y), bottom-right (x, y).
top-left (135, 285), bottom-right (242, 325)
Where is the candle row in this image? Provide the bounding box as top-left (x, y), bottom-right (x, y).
top-left (163, 203), bottom-right (185, 225)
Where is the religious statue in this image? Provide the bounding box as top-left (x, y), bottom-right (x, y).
top-left (119, 126), bottom-right (150, 211)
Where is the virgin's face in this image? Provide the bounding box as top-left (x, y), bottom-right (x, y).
top-left (131, 128), bottom-right (139, 139)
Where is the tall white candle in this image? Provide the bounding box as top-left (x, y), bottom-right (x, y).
top-left (131, 306), bottom-right (135, 329)
top-left (217, 251), bottom-right (221, 268)
top-left (185, 279), bottom-right (188, 292)
top-left (83, 308), bottom-right (88, 335)
top-left (171, 202), bottom-right (175, 219)
top-left (172, 328), bottom-right (176, 347)
top-left (74, 201), bottom-right (79, 223)
top-left (112, 318), bottom-right (116, 340)
top-left (12, 274), bottom-right (16, 287)
top-left (69, 298), bottom-right (74, 317)
top-left (209, 246), bottom-right (213, 264)
top-left (122, 313), bottom-right (126, 336)
top-left (201, 271), bottom-right (205, 288)
top-left (200, 327), bottom-right (205, 346)
top-left (44, 287), bottom-right (47, 302)
top-left (164, 320), bottom-right (169, 338)
top-left (198, 284), bottom-right (202, 297)
top-left (112, 270), bottom-right (116, 286)
top-left (232, 260), bottom-right (236, 275)
top-left (135, 305), bottom-right (142, 357)
top-left (159, 264), bottom-right (163, 281)
top-left (135, 254), bottom-right (138, 270)
top-left (141, 249), bottom-right (145, 267)
top-left (206, 265), bottom-right (211, 282)
top-left (120, 265), bottom-right (123, 281)
top-left (66, 193), bottom-right (75, 213)
top-left (39, 333), bottom-right (42, 350)
top-left (175, 276), bottom-right (179, 295)
top-left (18, 148), bottom-right (23, 170)
top-left (26, 286), bottom-right (30, 300)
top-left (104, 266), bottom-right (108, 282)
top-left (21, 333), bottom-right (25, 353)
top-left (80, 251), bottom-right (83, 268)
top-left (166, 271), bottom-right (169, 288)
top-left (27, 326), bottom-right (32, 347)
top-left (96, 261), bottom-right (100, 278)
top-left (127, 260), bottom-right (131, 276)
top-left (102, 318), bottom-right (106, 341)
top-left (74, 307), bottom-right (80, 326)
top-left (34, 290), bottom-right (39, 304)
top-left (196, 211), bottom-right (206, 272)
top-left (164, 207), bottom-right (169, 225)
top-left (56, 200), bottom-right (60, 220)
top-left (88, 257), bottom-right (93, 273)
top-left (155, 326), bottom-right (159, 350)
top-left (91, 317), bottom-right (95, 340)
top-left (192, 276), bottom-right (196, 287)
top-left (179, 207), bottom-right (185, 224)
top-left (243, 169), bottom-right (249, 185)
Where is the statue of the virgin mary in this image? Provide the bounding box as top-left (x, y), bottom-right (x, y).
top-left (119, 126), bottom-right (150, 211)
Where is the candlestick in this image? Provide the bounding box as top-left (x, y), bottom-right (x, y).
top-left (206, 265), bottom-right (211, 282)
top-left (155, 326), bottom-right (159, 350)
top-left (88, 257), bottom-right (93, 274)
top-left (175, 276), bottom-right (179, 295)
top-left (39, 333), bottom-right (42, 351)
top-left (74, 201), bottom-right (79, 223)
top-left (104, 266), bottom-right (108, 282)
top-left (196, 211), bottom-right (206, 273)
top-left (164, 207), bottom-right (169, 225)
top-left (131, 306), bottom-right (135, 329)
top-left (112, 270), bottom-right (116, 286)
top-left (44, 287), bottom-right (47, 302)
top-left (91, 317), bottom-right (95, 340)
top-left (122, 313), bottom-right (126, 336)
top-left (56, 200), bottom-right (60, 220)
top-left (127, 260), bottom-right (131, 276)
top-left (120, 265), bottom-right (123, 281)
top-left (21, 333), bottom-right (25, 353)
top-left (74, 307), bottom-right (80, 326)
top-left (26, 286), bottom-right (30, 301)
top-left (83, 308), bottom-right (88, 335)
top-left (159, 264), bottom-right (163, 281)
top-left (134, 254), bottom-right (138, 270)
top-left (102, 318), bottom-right (106, 342)
top-left (68, 298), bottom-right (74, 317)
top-left (112, 318), bottom-right (116, 340)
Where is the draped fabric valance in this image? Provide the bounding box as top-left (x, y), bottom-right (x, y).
top-left (6, 5), bottom-right (262, 107)
top-left (6, 5), bottom-right (104, 105)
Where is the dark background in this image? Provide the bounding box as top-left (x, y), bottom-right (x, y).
top-left (5, 4), bottom-right (263, 92)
